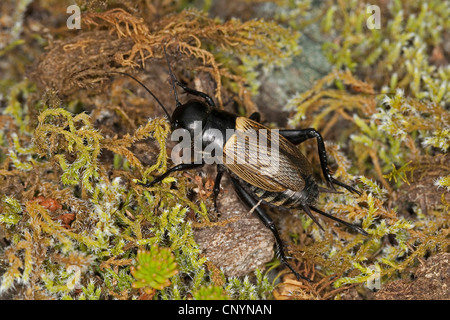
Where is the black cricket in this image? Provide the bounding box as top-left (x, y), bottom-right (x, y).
top-left (112, 49), bottom-right (367, 281)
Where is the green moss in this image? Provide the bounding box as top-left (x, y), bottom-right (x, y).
top-left (320, 0), bottom-right (449, 103)
top-left (35, 108), bottom-right (102, 193)
top-left (0, 196), bottom-right (22, 226)
top-left (282, 0), bottom-right (449, 296)
top-left (225, 269), bottom-right (273, 300)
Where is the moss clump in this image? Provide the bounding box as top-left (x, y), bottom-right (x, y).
top-left (321, 0), bottom-right (449, 104)
top-left (280, 0), bottom-right (449, 298)
top-left (192, 284), bottom-right (229, 300)
top-left (0, 1), bottom-right (285, 300)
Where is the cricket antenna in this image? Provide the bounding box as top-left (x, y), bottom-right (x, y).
top-left (108, 71), bottom-right (173, 124)
top-left (163, 46), bottom-right (181, 108)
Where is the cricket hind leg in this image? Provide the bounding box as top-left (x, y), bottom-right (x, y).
top-left (279, 128), bottom-right (361, 195)
top-left (137, 163), bottom-right (204, 187)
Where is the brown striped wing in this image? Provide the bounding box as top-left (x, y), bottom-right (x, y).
top-left (223, 117), bottom-right (312, 193)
